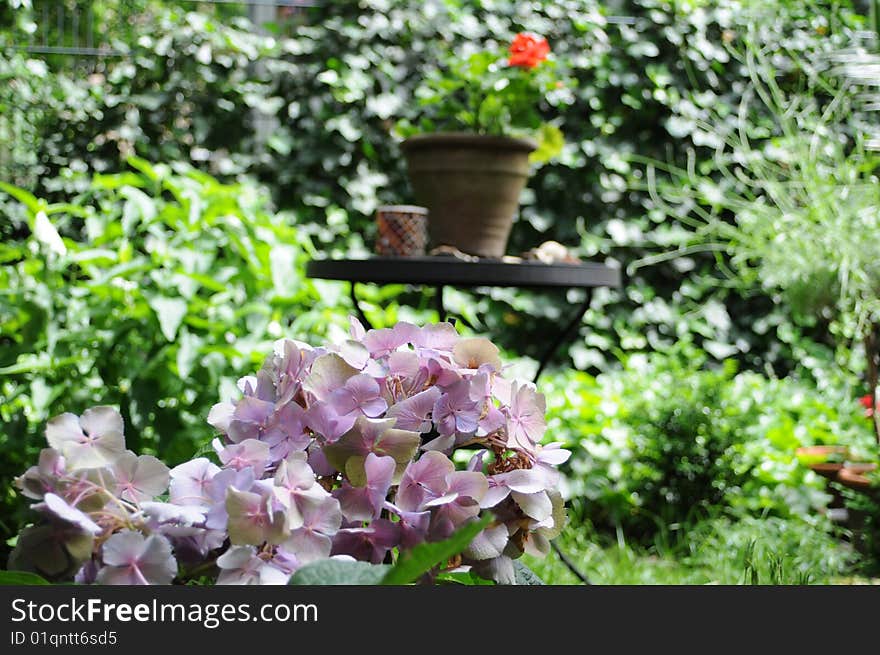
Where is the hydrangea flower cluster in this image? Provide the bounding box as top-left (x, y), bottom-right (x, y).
top-left (11, 319), bottom-right (569, 584)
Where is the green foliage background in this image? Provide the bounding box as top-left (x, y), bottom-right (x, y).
top-left (1, 0), bottom-right (860, 369)
top-left (2, 0), bottom-right (877, 576)
top-left (546, 350), bottom-right (875, 539)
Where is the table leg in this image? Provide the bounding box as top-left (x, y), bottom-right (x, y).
top-left (435, 285), bottom-right (445, 321)
top-left (532, 290), bottom-right (592, 384)
top-left (551, 541), bottom-right (591, 585)
top-left (349, 282), bottom-right (374, 330)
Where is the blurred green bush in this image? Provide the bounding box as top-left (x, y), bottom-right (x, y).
top-left (1, 0), bottom-right (863, 375)
top-left (0, 160), bottom-right (350, 558)
top-left (544, 348), bottom-right (875, 542)
top-left (2, 0), bottom-right (876, 574)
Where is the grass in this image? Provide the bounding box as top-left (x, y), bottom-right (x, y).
top-left (525, 515), bottom-right (863, 585)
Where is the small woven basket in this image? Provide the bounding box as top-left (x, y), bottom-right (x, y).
top-left (374, 205), bottom-right (428, 257)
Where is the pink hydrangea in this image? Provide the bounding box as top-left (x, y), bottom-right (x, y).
top-left (11, 319), bottom-right (569, 585)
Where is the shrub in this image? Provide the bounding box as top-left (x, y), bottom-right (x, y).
top-left (1, 0), bottom-right (863, 374)
top-left (0, 160), bottom-right (345, 560)
top-left (636, 20), bottom-right (880, 438)
top-left (545, 348), bottom-right (871, 542)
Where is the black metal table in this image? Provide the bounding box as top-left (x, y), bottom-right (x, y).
top-left (306, 256), bottom-right (621, 384)
top-left (308, 255), bottom-right (618, 584)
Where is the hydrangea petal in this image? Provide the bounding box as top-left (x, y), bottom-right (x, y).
top-left (216, 546), bottom-right (289, 585)
top-left (386, 387), bottom-right (441, 433)
top-left (139, 501), bottom-right (206, 527)
top-left (447, 471), bottom-right (488, 503)
top-left (396, 451), bottom-right (454, 511)
top-left (387, 350), bottom-right (420, 379)
top-left (463, 524), bottom-right (509, 560)
top-left (218, 439), bottom-right (270, 474)
top-left (302, 353), bottom-right (359, 401)
top-left (414, 322), bottom-right (459, 350)
top-left (537, 443), bottom-right (571, 466)
top-left (169, 457), bottom-right (220, 507)
top-left (453, 337), bottom-right (502, 370)
top-left (114, 452), bottom-right (170, 502)
top-left (226, 486), bottom-right (284, 546)
top-left (304, 401), bottom-right (357, 443)
top-left (480, 484), bottom-right (511, 509)
top-left (98, 531), bottom-right (176, 585)
top-left (16, 448), bottom-right (65, 500)
top-left (38, 493), bottom-right (101, 535)
top-left (47, 407), bottom-right (125, 469)
top-left (511, 490), bottom-right (553, 523)
top-left (207, 402), bottom-right (235, 433)
top-left (282, 531), bottom-right (332, 564)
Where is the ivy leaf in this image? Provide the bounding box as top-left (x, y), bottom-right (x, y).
top-left (148, 296), bottom-right (188, 341)
top-left (33, 211), bottom-right (67, 256)
top-left (381, 514), bottom-right (491, 585)
top-left (0, 181), bottom-right (43, 213)
top-left (0, 570), bottom-right (50, 585)
top-left (288, 559), bottom-right (390, 585)
top-left (175, 328), bottom-right (201, 380)
top-left (529, 124), bottom-right (565, 164)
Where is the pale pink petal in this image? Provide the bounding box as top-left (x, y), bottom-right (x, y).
top-left (386, 387), bottom-right (441, 432)
top-left (39, 493), bottom-right (100, 534)
top-left (453, 337), bottom-right (502, 370)
top-left (511, 490), bottom-right (553, 522)
top-left (348, 315), bottom-right (367, 340)
top-left (464, 524), bottom-right (509, 561)
top-left (302, 353), bottom-right (359, 401)
top-left (414, 322), bottom-right (459, 349)
top-left (446, 471), bottom-right (488, 502)
top-left (207, 402), bottom-right (235, 432)
top-left (480, 485), bottom-right (511, 509)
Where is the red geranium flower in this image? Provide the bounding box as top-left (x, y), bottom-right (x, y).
top-left (860, 394), bottom-right (874, 418)
top-left (508, 32), bottom-right (550, 69)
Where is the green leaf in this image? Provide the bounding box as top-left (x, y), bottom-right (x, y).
top-left (513, 561), bottom-right (545, 585)
top-left (381, 514), bottom-right (491, 585)
top-left (529, 123), bottom-right (565, 164)
top-left (121, 185), bottom-right (158, 233)
top-left (0, 182), bottom-right (43, 213)
top-left (289, 559), bottom-right (391, 585)
top-left (270, 244), bottom-right (299, 297)
top-left (126, 156), bottom-right (162, 183)
top-left (175, 328), bottom-right (201, 379)
top-left (0, 570), bottom-right (50, 585)
top-left (92, 172), bottom-right (147, 191)
top-left (147, 296), bottom-right (188, 341)
top-left (33, 211), bottom-right (67, 256)
top-left (435, 571), bottom-right (495, 585)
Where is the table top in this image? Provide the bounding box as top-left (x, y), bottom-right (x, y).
top-left (306, 256), bottom-right (621, 289)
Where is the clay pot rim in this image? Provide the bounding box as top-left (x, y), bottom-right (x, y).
top-left (837, 467), bottom-right (874, 489)
top-left (841, 462), bottom-right (878, 474)
top-left (795, 445), bottom-right (850, 456)
top-left (376, 205), bottom-right (429, 215)
top-left (401, 131), bottom-right (538, 153)
top-left (809, 462), bottom-right (845, 472)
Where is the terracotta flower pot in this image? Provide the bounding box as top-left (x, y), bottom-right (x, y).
top-left (837, 464), bottom-right (877, 491)
top-left (401, 132), bottom-right (536, 258)
top-left (795, 445), bottom-right (850, 480)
